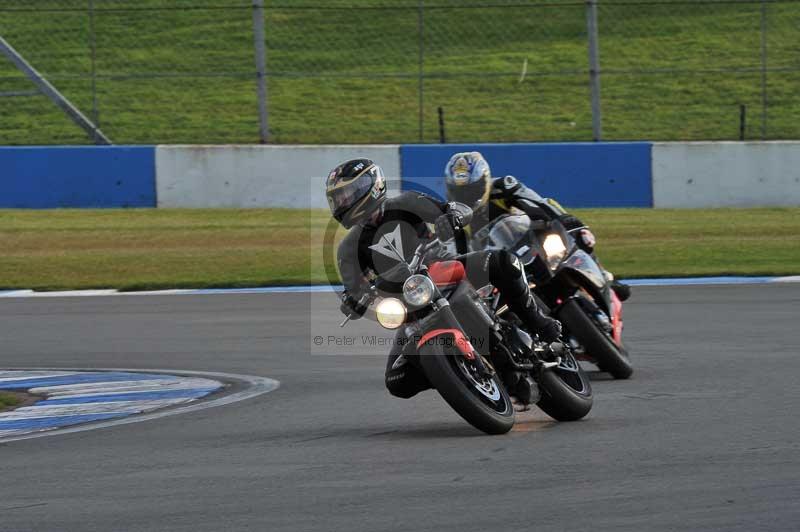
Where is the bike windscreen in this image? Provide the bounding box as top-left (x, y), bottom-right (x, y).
top-left (484, 214), bottom-right (536, 264)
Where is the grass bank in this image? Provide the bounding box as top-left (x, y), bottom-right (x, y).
top-left (1, 1), bottom-right (798, 144)
top-left (1, 208), bottom-right (798, 291)
top-left (0, 392), bottom-right (21, 412)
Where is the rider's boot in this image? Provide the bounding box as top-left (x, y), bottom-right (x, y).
top-left (507, 285), bottom-right (562, 342)
top-left (611, 280), bottom-right (631, 302)
top-left (496, 252), bottom-right (562, 343)
top-left (603, 270), bottom-right (631, 302)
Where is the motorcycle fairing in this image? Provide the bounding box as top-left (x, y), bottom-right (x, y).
top-left (561, 249), bottom-right (606, 290)
top-left (553, 248), bottom-right (614, 316)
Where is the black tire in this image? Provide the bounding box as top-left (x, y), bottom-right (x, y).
top-left (536, 350), bottom-right (593, 421)
top-left (419, 343), bottom-right (515, 435)
top-left (557, 299), bottom-right (634, 380)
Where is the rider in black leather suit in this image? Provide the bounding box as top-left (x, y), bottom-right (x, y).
top-left (326, 158), bottom-right (562, 399)
top-left (444, 152), bottom-right (632, 302)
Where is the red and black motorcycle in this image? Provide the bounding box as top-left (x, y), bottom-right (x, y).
top-left (341, 236), bottom-right (593, 435)
top-left (471, 213), bottom-right (633, 379)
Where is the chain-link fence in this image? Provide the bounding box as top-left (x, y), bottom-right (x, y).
top-left (1, 0), bottom-right (798, 145)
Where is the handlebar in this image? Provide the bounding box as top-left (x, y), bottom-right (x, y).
top-left (339, 289), bottom-right (375, 327)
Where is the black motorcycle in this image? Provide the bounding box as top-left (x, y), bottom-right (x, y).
top-left (470, 213), bottom-right (633, 379)
top-left (341, 233), bottom-right (593, 435)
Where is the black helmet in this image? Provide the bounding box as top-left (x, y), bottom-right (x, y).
top-left (325, 158), bottom-right (387, 228)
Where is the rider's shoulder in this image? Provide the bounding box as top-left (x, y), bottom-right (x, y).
top-left (381, 190), bottom-right (446, 224)
top-left (491, 175), bottom-right (522, 197)
top-left (339, 222), bottom-right (376, 251)
top-left (390, 189), bottom-right (441, 205)
top-left (337, 225), bottom-right (360, 249)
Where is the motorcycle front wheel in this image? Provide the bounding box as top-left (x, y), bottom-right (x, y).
top-left (419, 342), bottom-right (515, 435)
top-left (557, 298), bottom-right (634, 380)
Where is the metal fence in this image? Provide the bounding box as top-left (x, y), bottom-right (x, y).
top-left (1, 0), bottom-right (798, 145)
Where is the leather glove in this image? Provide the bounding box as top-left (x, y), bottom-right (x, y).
top-left (445, 201), bottom-right (473, 226)
top-left (538, 317), bottom-right (563, 343)
top-left (339, 292), bottom-right (367, 320)
top-left (577, 228), bottom-right (596, 253)
top-left (434, 212), bottom-right (460, 242)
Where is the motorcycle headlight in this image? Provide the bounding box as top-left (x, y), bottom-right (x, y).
top-left (375, 298), bottom-right (406, 329)
top-left (542, 233), bottom-right (567, 269)
top-left (402, 274), bottom-right (435, 306)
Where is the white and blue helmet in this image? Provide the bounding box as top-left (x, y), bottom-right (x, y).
top-left (444, 151), bottom-right (492, 211)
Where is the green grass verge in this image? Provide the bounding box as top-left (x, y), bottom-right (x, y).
top-left (0, 392), bottom-right (21, 412)
top-left (1, 1), bottom-right (798, 144)
top-left (1, 208), bottom-right (798, 291)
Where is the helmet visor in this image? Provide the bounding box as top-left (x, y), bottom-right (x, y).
top-left (327, 165), bottom-right (384, 222)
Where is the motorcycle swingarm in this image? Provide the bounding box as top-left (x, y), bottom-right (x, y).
top-left (494, 339), bottom-right (561, 373)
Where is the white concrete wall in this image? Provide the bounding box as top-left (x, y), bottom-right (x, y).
top-left (653, 142), bottom-right (800, 208)
top-left (156, 142), bottom-right (800, 209)
top-left (155, 145), bottom-right (401, 208)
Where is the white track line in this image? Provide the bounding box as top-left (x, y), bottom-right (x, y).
top-left (0, 371), bottom-right (79, 382)
top-left (31, 377), bottom-right (218, 396)
top-left (0, 368), bottom-right (280, 444)
top-left (1, 399), bottom-right (192, 419)
top-left (1, 276), bottom-right (799, 299)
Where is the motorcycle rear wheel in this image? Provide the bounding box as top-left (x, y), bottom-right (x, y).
top-left (557, 298), bottom-right (633, 379)
top-left (419, 342), bottom-right (515, 435)
top-left (536, 349), bottom-right (593, 421)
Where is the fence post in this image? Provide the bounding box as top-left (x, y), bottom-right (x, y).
top-left (88, 0), bottom-right (99, 126)
top-left (739, 104), bottom-right (747, 140)
top-left (253, 0), bottom-right (269, 143)
top-left (759, 0), bottom-right (767, 140)
top-left (417, 0), bottom-right (425, 143)
top-left (586, 0), bottom-right (602, 141)
top-left (438, 106), bottom-right (446, 144)
top-left (0, 34), bottom-right (111, 144)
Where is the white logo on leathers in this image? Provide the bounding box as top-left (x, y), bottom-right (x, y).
top-left (369, 224), bottom-right (405, 262)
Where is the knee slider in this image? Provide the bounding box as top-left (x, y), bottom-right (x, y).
top-left (386, 372), bottom-right (419, 399)
top-left (385, 367), bottom-right (430, 399)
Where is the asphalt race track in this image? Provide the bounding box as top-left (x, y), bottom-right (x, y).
top-left (1, 284), bottom-right (798, 532)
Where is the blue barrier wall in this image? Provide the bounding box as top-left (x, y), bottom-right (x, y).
top-left (0, 143), bottom-right (655, 208)
top-left (400, 143), bottom-right (653, 208)
top-left (0, 147), bottom-right (156, 208)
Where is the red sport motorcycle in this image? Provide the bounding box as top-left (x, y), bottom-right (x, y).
top-left (341, 231), bottom-right (593, 435)
top-left (470, 213), bottom-right (633, 379)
